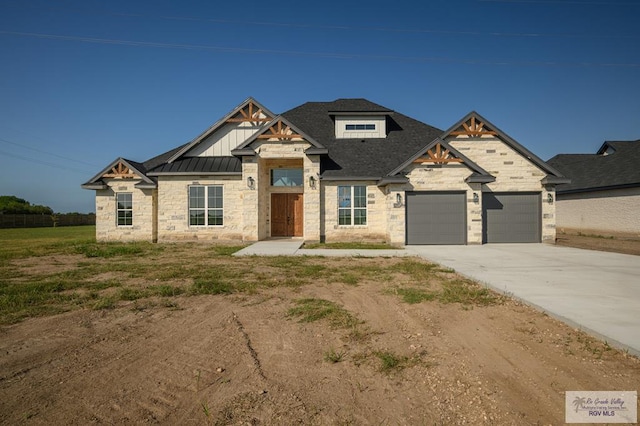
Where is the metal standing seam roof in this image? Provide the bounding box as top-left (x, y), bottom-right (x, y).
top-left (147, 156), bottom-right (242, 175)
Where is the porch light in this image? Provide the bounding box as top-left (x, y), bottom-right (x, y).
top-left (547, 193), bottom-right (553, 204)
top-left (309, 175), bottom-right (316, 188)
top-left (395, 193), bottom-right (403, 207)
top-left (247, 176), bottom-right (255, 189)
top-left (473, 192), bottom-right (479, 204)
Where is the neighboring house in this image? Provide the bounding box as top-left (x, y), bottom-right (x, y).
top-left (82, 98), bottom-right (568, 245)
top-left (548, 140), bottom-right (640, 235)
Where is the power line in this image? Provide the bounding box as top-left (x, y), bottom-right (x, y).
top-left (479, 0), bottom-right (639, 5)
top-left (0, 149), bottom-right (95, 175)
top-left (1, 30), bottom-right (639, 68)
top-left (0, 136), bottom-right (102, 168)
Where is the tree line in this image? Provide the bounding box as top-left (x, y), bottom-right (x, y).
top-left (0, 195), bottom-right (54, 215)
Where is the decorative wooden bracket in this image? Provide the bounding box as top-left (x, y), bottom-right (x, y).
top-left (449, 116), bottom-right (497, 137)
top-left (257, 120), bottom-right (303, 140)
top-left (226, 101), bottom-right (272, 123)
top-left (102, 162), bottom-right (137, 179)
top-left (413, 142), bottom-right (463, 165)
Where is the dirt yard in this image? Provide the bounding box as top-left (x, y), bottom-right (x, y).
top-left (556, 229), bottom-right (640, 256)
top-left (1, 246), bottom-right (638, 425)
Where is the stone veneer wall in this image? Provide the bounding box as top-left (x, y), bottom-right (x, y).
top-left (447, 136), bottom-right (556, 242)
top-left (156, 175), bottom-right (244, 241)
top-left (95, 179), bottom-right (155, 242)
top-left (321, 181), bottom-right (389, 243)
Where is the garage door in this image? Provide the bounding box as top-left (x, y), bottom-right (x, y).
top-left (482, 192), bottom-right (541, 243)
top-left (406, 192), bottom-right (466, 245)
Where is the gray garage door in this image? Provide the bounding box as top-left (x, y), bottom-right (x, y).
top-left (406, 192), bottom-right (466, 245)
top-left (482, 192), bottom-right (541, 243)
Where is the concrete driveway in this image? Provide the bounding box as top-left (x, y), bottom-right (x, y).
top-left (406, 244), bottom-right (640, 356)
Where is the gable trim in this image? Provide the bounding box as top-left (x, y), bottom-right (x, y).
top-left (231, 115), bottom-right (326, 155)
top-left (443, 111), bottom-right (566, 178)
top-left (387, 138), bottom-right (494, 179)
top-left (81, 158), bottom-right (156, 190)
top-left (167, 97), bottom-right (276, 163)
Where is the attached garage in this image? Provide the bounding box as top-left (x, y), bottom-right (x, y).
top-left (482, 192), bottom-right (541, 243)
top-left (406, 192), bottom-right (466, 245)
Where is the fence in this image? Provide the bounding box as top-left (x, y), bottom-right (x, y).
top-left (0, 214), bottom-right (96, 229)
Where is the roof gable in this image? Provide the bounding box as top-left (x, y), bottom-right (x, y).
top-left (231, 116), bottom-right (327, 155)
top-left (389, 138), bottom-right (495, 183)
top-left (81, 158), bottom-right (156, 189)
top-left (167, 97), bottom-right (276, 162)
top-left (443, 111), bottom-right (565, 179)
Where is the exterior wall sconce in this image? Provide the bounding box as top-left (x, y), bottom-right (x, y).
top-left (473, 192), bottom-right (479, 204)
top-left (547, 193), bottom-right (554, 204)
top-left (247, 176), bottom-right (255, 189)
top-left (309, 175), bottom-right (316, 188)
top-left (394, 193), bottom-right (403, 208)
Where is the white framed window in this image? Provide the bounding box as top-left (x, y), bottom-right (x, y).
top-left (338, 185), bottom-right (367, 225)
top-left (189, 185), bottom-right (223, 226)
top-left (116, 193), bottom-right (133, 226)
top-left (345, 124), bottom-right (375, 131)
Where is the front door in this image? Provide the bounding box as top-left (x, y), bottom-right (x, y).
top-left (271, 193), bottom-right (303, 237)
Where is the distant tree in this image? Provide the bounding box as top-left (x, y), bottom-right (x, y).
top-left (0, 195), bottom-right (54, 215)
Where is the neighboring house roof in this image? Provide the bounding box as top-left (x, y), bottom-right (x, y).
top-left (282, 99), bottom-right (444, 179)
top-left (548, 140), bottom-right (640, 194)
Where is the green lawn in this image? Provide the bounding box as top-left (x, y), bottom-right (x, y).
top-left (0, 226), bottom-right (96, 261)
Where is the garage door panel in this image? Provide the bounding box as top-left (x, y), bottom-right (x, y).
top-left (406, 192), bottom-right (466, 245)
top-left (483, 192), bottom-right (541, 243)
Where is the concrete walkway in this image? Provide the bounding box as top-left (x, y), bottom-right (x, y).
top-left (235, 240), bottom-right (640, 356)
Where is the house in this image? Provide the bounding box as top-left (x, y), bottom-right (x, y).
top-left (82, 97), bottom-right (568, 245)
top-left (548, 140), bottom-right (640, 235)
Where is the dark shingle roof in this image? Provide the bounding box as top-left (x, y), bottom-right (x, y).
top-left (548, 140), bottom-right (640, 193)
top-left (282, 99), bottom-right (443, 178)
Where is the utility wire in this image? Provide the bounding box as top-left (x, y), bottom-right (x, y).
top-left (0, 136), bottom-right (102, 168)
top-left (0, 149), bottom-right (95, 175)
top-left (1, 30), bottom-right (639, 68)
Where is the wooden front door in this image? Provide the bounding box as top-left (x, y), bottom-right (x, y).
top-left (271, 193), bottom-right (303, 237)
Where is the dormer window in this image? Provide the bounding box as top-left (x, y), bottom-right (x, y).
top-left (346, 124), bottom-right (376, 131)
top-left (334, 116), bottom-right (386, 139)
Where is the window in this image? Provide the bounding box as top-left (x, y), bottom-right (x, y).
top-left (345, 124), bottom-right (375, 131)
top-left (271, 168), bottom-right (303, 187)
top-left (116, 193), bottom-right (133, 226)
top-left (338, 186), bottom-right (367, 225)
top-left (189, 185), bottom-right (223, 226)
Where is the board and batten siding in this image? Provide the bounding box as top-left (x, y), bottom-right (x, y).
top-left (185, 120), bottom-right (265, 157)
top-left (334, 116), bottom-right (386, 139)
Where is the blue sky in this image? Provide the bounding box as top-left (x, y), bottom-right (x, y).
top-left (1, 0), bottom-right (638, 213)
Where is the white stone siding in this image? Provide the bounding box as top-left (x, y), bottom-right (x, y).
top-left (448, 137), bottom-right (556, 242)
top-left (321, 182), bottom-right (389, 243)
top-left (156, 175), bottom-right (244, 241)
top-left (95, 180), bottom-right (155, 242)
top-left (556, 187), bottom-right (640, 235)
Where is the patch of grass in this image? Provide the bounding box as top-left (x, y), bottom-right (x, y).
top-left (0, 226), bottom-right (95, 262)
top-left (324, 348), bottom-right (346, 363)
top-left (439, 279), bottom-right (502, 306)
top-left (304, 242), bottom-right (397, 250)
top-left (375, 351), bottom-right (408, 372)
top-left (191, 278), bottom-right (235, 295)
top-left (209, 245), bottom-right (246, 256)
top-left (93, 296), bottom-right (117, 310)
top-left (148, 284), bottom-right (184, 297)
top-left (287, 298), bottom-right (362, 329)
top-left (73, 242), bottom-right (152, 258)
top-left (390, 287), bottom-right (437, 304)
top-left (338, 273), bottom-right (359, 286)
top-left (118, 287), bottom-right (148, 301)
